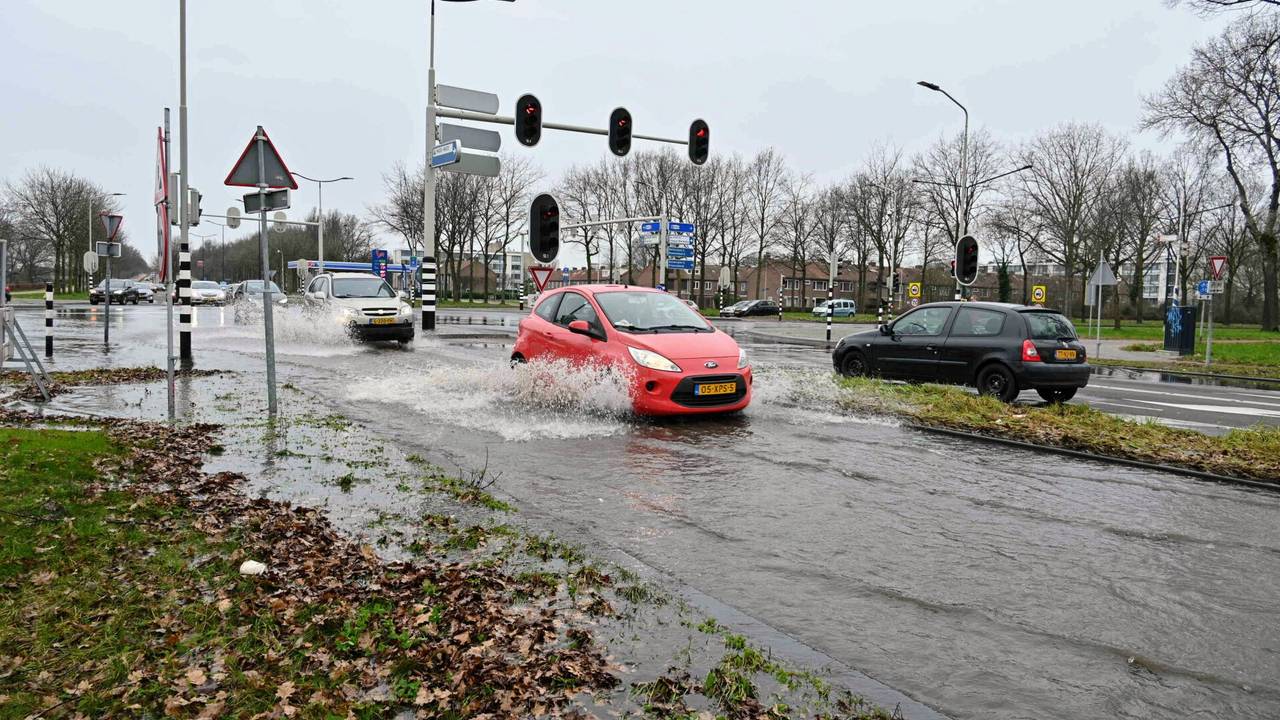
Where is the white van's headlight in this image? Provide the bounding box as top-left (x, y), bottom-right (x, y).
top-left (338, 307), bottom-right (357, 319)
top-left (399, 304), bottom-right (413, 316)
top-left (628, 346), bottom-right (681, 372)
top-left (738, 348), bottom-right (748, 369)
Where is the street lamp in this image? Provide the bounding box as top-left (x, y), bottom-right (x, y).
top-left (89, 192), bottom-right (125, 290)
top-left (204, 220), bottom-right (227, 281)
top-left (290, 172), bottom-right (353, 274)
top-left (918, 80), bottom-right (970, 300)
top-left (192, 232), bottom-right (216, 280)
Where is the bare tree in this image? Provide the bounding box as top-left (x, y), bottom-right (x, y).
top-left (367, 162), bottom-right (425, 253)
top-left (1016, 123), bottom-right (1127, 316)
top-left (1144, 13), bottom-right (1280, 329)
top-left (779, 174), bottom-right (817, 308)
top-left (1166, 0), bottom-right (1279, 15)
top-left (911, 128), bottom-right (1003, 247)
top-left (745, 148), bottom-right (789, 297)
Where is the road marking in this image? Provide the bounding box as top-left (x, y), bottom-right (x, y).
top-left (1088, 383), bottom-right (1280, 409)
top-left (1126, 399), bottom-right (1280, 418)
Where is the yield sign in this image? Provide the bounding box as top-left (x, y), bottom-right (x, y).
top-left (224, 126), bottom-right (298, 189)
top-left (99, 212), bottom-right (123, 240)
top-left (1209, 255), bottom-right (1228, 280)
top-left (529, 266), bottom-right (555, 293)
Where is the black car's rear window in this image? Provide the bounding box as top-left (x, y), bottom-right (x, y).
top-left (1023, 312), bottom-right (1077, 340)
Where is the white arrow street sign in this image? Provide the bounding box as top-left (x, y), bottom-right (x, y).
top-left (441, 124), bottom-right (501, 153)
top-left (436, 85), bottom-right (499, 114)
top-left (441, 151), bottom-right (501, 178)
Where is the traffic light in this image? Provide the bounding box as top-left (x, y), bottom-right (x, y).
top-left (529, 193), bottom-right (560, 264)
top-left (689, 119), bottom-right (709, 165)
top-left (892, 275), bottom-right (901, 295)
top-left (187, 187), bottom-right (203, 226)
top-left (955, 235), bottom-right (979, 286)
top-left (515, 94), bottom-right (542, 147)
top-left (608, 107), bottom-right (632, 156)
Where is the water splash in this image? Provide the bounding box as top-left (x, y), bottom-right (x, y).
top-left (205, 304), bottom-right (361, 356)
top-left (346, 357), bottom-right (635, 441)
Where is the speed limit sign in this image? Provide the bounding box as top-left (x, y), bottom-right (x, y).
top-left (907, 282), bottom-right (922, 300)
top-left (1031, 285), bottom-right (1047, 304)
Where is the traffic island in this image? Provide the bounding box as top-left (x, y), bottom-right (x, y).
top-left (0, 366), bottom-right (224, 401)
top-left (836, 377), bottom-right (1280, 484)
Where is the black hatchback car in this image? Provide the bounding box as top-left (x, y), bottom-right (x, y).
top-left (89, 279), bottom-right (140, 306)
top-left (832, 301), bottom-right (1089, 402)
top-left (721, 299), bottom-right (780, 318)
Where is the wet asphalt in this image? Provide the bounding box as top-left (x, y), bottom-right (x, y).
top-left (6, 302), bottom-right (1280, 720)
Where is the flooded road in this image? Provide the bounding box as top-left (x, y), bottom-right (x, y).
top-left (13, 303), bottom-right (1280, 720)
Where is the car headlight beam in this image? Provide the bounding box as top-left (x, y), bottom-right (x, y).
top-left (738, 348), bottom-right (748, 369)
top-left (627, 346), bottom-right (681, 373)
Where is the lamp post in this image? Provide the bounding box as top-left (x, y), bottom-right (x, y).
top-left (421, 0), bottom-right (517, 331)
top-left (204, 220), bottom-right (227, 281)
top-left (89, 192), bottom-right (125, 291)
top-left (918, 80), bottom-right (968, 300)
top-left (290, 172), bottom-right (353, 274)
top-left (192, 232), bottom-right (216, 280)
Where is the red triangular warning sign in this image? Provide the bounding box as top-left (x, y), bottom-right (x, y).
top-left (224, 126), bottom-right (298, 189)
top-left (1209, 256), bottom-right (1228, 281)
top-left (529, 266), bottom-right (554, 293)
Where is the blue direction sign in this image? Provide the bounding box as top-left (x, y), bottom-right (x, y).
top-left (1197, 279), bottom-right (1210, 296)
top-left (562, 267), bottom-right (570, 285)
top-left (667, 246), bottom-right (694, 258)
top-left (640, 221), bottom-right (660, 233)
top-left (668, 222), bottom-right (695, 234)
top-left (371, 249), bottom-right (390, 278)
top-left (667, 259), bottom-right (694, 271)
top-left (430, 140), bottom-right (461, 168)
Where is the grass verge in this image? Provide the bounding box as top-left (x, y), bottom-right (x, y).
top-left (0, 417), bottom-right (618, 717)
top-left (837, 377), bottom-right (1280, 481)
top-left (1069, 321), bottom-right (1273, 342)
top-left (11, 290), bottom-right (89, 301)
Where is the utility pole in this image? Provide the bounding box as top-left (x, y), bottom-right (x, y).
top-left (918, 80), bottom-right (968, 301)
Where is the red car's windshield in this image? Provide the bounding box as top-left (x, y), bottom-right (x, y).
top-left (594, 291), bottom-right (711, 333)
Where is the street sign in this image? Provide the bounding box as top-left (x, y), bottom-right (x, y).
top-left (224, 126), bottom-right (298, 189)
top-left (436, 84), bottom-right (499, 114)
top-left (1209, 255), bottom-right (1228, 280)
top-left (272, 211), bottom-right (288, 233)
top-left (562, 267), bottom-right (571, 285)
top-left (666, 235), bottom-right (694, 246)
top-left (1088, 260), bottom-right (1118, 287)
top-left (99, 212), bottom-right (123, 240)
top-left (155, 126), bottom-right (170, 279)
top-left (640, 222), bottom-right (660, 233)
top-left (667, 259), bottom-right (694, 271)
top-left (96, 242), bottom-right (121, 258)
top-left (909, 298), bottom-right (920, 308)
top-left (1197, 279), bottom-right (1210, 297)
top-left (82, 251), bottom-right (98, 274)
top-left (718, 266), bottom-right (731, 289)
top-left (440, 151), bottom-right (501, 178)
top-left (372, 249), bottom-right (389, 279)
top-left (1031, 285), bottom-right (1046, 304)
top-left (529, 266), bottom-right (554, 292)
top-left (667, 246), bottom-right (694, 258)
top-left (1210, 280), bottom-right (1225, 294)
top-left (430, 140), bottom-right (461, 168)
top-left (441, 124), bottom-right (501, 153)
top-left (669, 222), bottom-right (695, 234)
top-left (243, 188), bottom-right (290, 213)
top-left (640, 233), bottom-right (660, 246)
top-left (226, 206), bottom-right (242, 229)
top-left (907, 282), bottom-right (922, 300)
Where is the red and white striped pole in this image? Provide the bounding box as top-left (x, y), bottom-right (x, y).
top-left (44, 282), bottom-right (53, 357)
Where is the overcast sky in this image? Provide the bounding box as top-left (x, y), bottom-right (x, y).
top-left (1, 0), bottom-right (1234, 262)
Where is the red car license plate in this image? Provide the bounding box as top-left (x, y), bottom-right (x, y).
top-left (695, 382), bottom-right (736, 396)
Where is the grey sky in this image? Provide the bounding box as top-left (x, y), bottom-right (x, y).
top-left (1, 0), bottom-right (1232, 261)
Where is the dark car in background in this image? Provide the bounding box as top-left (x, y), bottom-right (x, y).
top-left (832, 301), bottom-right (1089, 403)
top-left (720, 299), bottom-right (780, 318)
top-left (90, 279), bottom-right (140, 306)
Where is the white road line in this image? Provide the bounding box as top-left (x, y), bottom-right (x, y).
top-left (1088, 383), bottom-right (1280, 409)
top-left (1126, 398), bottom-right (1280, 418)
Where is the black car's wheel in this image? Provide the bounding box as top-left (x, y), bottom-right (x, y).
top-left (1037, 387), bottom-right (1077, 403)
top-left (977, 364), bottom-right (1018, 403)
top-left (839, 351), bottom-right (868, 378)
top-left (510, 353), bottom-right (526, 368)
top-left (90, 298), bottom-right (98, 306)
top-left (131, 296), bottom-right (139, 305)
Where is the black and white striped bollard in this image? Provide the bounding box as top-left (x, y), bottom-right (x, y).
top-left (421, 256), bottom-right (437, 331)
top-left (179, 244), bottom-right (192, 359)
top-left (825, 283), bottom-right (834, 345)
top-left (777, 279), bottom-right (783, 323)
top-left (44, 282), bottom-right (53, 357)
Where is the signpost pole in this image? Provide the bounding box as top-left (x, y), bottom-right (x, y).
top-left (1205, 295), bottom-right (1214, 366)
top-left (164, 108), bottom-right (176, 422)
top-left (255, 127), bottom-right (279, 416)
top-left (421, 1), bottom-right (438, 331)
top-left (659, 202), bottom-right (669, 291)
top-left (104, 254), bottom-right (112, 346)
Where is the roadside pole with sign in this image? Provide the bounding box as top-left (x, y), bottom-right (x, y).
top-left (97, 213), bottom-right (124, 345)
top-left (225, 126), bottom-right (298, 417)
top-left (1205, 256), bottom-right (1228, 366)
top-left (1031, 285), bottom-right (1046, 306)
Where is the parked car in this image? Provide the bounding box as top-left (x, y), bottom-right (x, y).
top-left (832, 301), bottom-right (1089, 403)
top-left (303, 272), bottom-right (414, 344)
top-left (679, 297), bottom-right (702, 313)
top-left (189, 280), bottom-right (226, 305)
top-left (720, 299), bottom-right (779, 318)
top-left (89, 279), bottom-right (140, 305)
top-left (812, 298), bottom-right (857, 318)
top-left (512, 284), bottom-right (752, 416)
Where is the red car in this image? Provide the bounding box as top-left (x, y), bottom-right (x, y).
top-left (513, 285), bottom-right (752, 416)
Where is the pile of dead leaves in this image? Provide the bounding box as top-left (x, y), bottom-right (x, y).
top-left (0, 366), bottom-right (225, 401)
top-left (1, 411), bottom-right (619, 718)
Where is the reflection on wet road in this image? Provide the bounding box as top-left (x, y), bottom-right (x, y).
top-left (13, 303), bottom-right (1280, 720)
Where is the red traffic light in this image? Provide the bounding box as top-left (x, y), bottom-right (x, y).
top-left (688, 119), bottom-right (710, 165)
top-left (608, 107), bottom-right (632, 156)
top-left (515, 94), bottom-right (542, 147)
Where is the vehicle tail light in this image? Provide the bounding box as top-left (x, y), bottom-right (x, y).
top-left (1021, 339), bottom-right (1041, 362)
